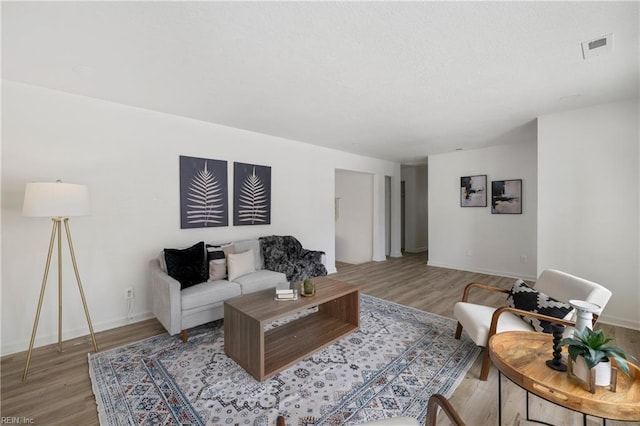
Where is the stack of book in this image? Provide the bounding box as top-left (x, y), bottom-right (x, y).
top-left (275, 288), bottom-right (297, 301)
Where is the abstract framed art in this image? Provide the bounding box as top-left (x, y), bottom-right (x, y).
top-left (179, 155), bottom-right (228, 228)
top-left (491, 179), bottom-right (522, 214)
top-left (233, 162), bottom-right (271, 226)
top-left (460, 175), bottom-right (487, 207)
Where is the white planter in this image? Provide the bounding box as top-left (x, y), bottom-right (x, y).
top-left (573, 356), bottom-right (612, 386)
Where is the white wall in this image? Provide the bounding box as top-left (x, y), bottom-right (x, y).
top-left (0, 81), bottom-right (401, 355)
top-left (428, 141), bottom-right (538, 279)
top-left (401, 164), bottom-right (428, 253)
top-left (538, 99), bottom-right (639, 330)
top-left (335, 169), bottom-right (373, 264)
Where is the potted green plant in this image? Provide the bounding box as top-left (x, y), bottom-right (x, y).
top-left (300, 278), bottom-right (315, 297)
top-left (560, 327), bottom-right (636, 387)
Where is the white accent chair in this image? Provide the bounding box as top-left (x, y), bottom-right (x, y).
top-left (453, 269), bottom-right (612, 381)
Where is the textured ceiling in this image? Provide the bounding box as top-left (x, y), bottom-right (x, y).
top-left (2, 2), bottom-right (638, 164)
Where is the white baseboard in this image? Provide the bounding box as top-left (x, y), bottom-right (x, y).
top-left (599, 314), bottom-right (640, 331)
top-left (335, 257), bottom-right (375, 265)
top-left (403, 247), bottom-right (427, 253)
top-left (426, 260), bottom-right (537, 281)
top-left (1, 311), bottom-right (154, 356)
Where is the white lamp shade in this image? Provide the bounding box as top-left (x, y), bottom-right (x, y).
top-left (23, 182), bottom-right (90, 217)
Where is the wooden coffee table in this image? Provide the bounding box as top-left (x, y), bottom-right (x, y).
top-left (223, 277), bottom-right (359, 381)
top-left (489, 331), bottom-right (640, 424)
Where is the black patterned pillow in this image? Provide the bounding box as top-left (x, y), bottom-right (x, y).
top-left (506, 279), bottom-right (574, 333)
top-left (206, 245), bottom-right (226, 261)
top-left (164, 241), bottom-right (207, 290)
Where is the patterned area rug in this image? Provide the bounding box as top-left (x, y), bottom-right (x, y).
top-left (89, 295), bottom-right (480, 425)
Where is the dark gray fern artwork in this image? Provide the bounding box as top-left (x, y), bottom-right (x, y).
top-left (179, 156), bottom-right (228, 229)
top-left (233, 162), bottom-right (271, 226)
top-left (238, 168), bottom-right (267, 223)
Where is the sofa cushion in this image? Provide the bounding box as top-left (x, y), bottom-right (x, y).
top-left (181, 280), bottom-right (240, 310)
top-left (227, 250), bottom-right (256, 281)
top-left (164, 241), bottom-right (207, 290)
top-left (235, 269), bottom-right (287, 294)
top-left (158, 250), bottom-right (168, 273)
top-left (233, 239), bottom-right (263, 270)
top-left (506, 279), bottom-right (574, 333)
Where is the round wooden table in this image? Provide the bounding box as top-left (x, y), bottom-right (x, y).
top-left (489, 331), bottom-right (640, 424)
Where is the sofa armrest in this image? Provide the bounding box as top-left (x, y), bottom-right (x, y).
top-left (149, 259), bottom-right (182, 335)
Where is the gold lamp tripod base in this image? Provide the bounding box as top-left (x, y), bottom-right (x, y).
top-left (22, 217), bottom-right (99, 382)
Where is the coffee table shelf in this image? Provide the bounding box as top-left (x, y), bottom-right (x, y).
top-left (265, 311), bottom-right (358, 374)
top-left (224, 278), bottom-right (360, 381)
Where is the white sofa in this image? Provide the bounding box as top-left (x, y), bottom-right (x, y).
top-left (150, 238), bottom-right (287, 342)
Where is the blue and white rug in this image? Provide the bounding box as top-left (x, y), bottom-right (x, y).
top-left (89, 294), bottom-right (480, 425)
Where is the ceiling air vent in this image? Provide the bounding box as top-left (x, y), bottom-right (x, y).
top-left (581, 34), bottom-right (613, 59)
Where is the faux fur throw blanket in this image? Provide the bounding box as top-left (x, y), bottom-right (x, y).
top-left (260, 235), bottom-right (327, 282)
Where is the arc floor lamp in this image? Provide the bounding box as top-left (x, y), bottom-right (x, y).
top-left (22, 180), bottom-right (99, 381)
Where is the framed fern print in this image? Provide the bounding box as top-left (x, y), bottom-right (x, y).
top-left (179, 155), bottom-right (228, 228)
top-left (233, 162), bottom-right (271, 226)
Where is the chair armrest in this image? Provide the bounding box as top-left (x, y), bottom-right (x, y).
top-left (488, 306), bottom-right (576, 339)
top-left (149, 259), bottom-right (182, 335)
top-left (461, 282), bottom-right (510, 302)
top-left (425, 394), bottom-right (465, 426)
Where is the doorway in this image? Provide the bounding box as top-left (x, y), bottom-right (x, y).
top-left (335, 169), bottom-right (374, 264)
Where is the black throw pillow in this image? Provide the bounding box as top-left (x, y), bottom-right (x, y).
top-left (164, 241), bottom-right (207, 290)
top-left (206, 244), bottom-right (226, 262)
top-left (506, 279), bottom-right (574, 333)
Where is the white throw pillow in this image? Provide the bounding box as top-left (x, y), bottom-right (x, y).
top-left (227, 250), bottom-right (256, 281)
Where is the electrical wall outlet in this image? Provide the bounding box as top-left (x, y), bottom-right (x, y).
top-left (125, 287), bottom-right (134, 299)
top-left (520, 255), bottom-right (527, 264)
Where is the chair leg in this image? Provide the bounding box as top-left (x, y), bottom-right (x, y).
top-left (455, 322), bottom-right (463, 339)
top-left (181, 330), bottom-right (188, 343)
top-left (479, 348), bottom-right (492, 381)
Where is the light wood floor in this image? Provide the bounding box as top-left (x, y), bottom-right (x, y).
top-left (2, 252), bottom-right (638, 425)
